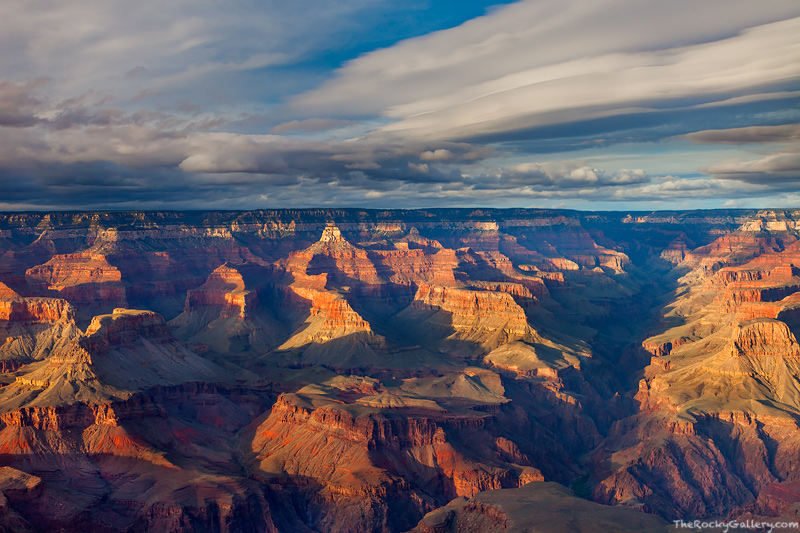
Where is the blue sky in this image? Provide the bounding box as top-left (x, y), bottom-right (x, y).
top-left (1, 0), bottom-right (799, 210)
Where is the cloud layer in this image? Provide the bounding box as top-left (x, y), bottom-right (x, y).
top-left (0, 0), bottom-right (798, 210)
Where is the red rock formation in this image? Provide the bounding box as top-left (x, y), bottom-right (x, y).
top-left (728, 319), bottom-right (800, 358)
top-left (248, 393), bottom-right (540, 531)
top-left (641, 337), bottom-right (690, 358)
top-left (183, 263), bottom-right (259, 318)
top-left (0, 282), bottom-right (20, 300)
top-left (410, 285), bottom-right (531, 341)
top-left (412, 286), bottom-right (528, 328)
top-left (660, 237), bottom-right (692, 265)
top-left (25, 253), bottom-right (122, 288)
top-left (370, 247), bottom-right (460, 291)
top-left (282, 285), bottom-right (371, 332)
top-left (284, 225), bottom-right (383, 294)
top-left (597, 220), bottom-right (800, 521)
top-left (728, 480), bottom-right (800, 525)
top-left (0, 298), bottom-right (76, 323)
top-left (0, 297), bottom-right (81, 374)
top-left (467, 282), bottom-right (536, 304)
top-left (25, 253), bottom-right (126, 307)
top-left (3, 208), bottom-right (800, 530)
top-left (82, 308), bottom-right (170, 352)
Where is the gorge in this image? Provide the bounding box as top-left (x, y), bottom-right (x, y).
top-left (0, 208), bottom-right (799, 532)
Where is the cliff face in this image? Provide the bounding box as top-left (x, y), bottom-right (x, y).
top-left (595, 219), bottom-right (800, 520)
top-left (82, 308), bottom-right (171, 351)
top-left (25, 253), bottom-right (122, 288)
top-left (247, 393), bottom-right (543, 532)
top-left (403, 285), bottom-right (532, 353)
top-left (0, 297), bottom-right (76, 323)
top-left (25, 253), bottom-right (127, 308)
top-left (0, 296), bottom-right (81, 373)
top-left (167, 262), bottom-right (287, 356)
top-left (1, 208), bottom-right (800, 531)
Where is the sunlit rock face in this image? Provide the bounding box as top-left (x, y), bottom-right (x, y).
top-left (0, 208), bottom-right (799, 531)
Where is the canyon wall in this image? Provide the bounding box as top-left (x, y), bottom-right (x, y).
top-left (0, 208), bottom-right (798, 531)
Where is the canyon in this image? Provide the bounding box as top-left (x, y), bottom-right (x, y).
top-left (0, 208), bottom-right (799, 531)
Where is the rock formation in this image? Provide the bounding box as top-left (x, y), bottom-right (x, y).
top-left (0, 208), bottom-right (798, 531)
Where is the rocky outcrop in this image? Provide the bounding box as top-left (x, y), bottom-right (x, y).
top-left (402, 285), bottom-right (532, 352)
top-left (411, 482), bottom-right (670, 533)
top-left (25, 253), bottom-right (122, 288)
top-left (83, 308), bottom-right (170, 352)
top-left (660, 238), bottom-right (692, 265)
top-left (0, 467), bottom-right (42, 532)
top-left (411, 286), bottom-right (529, 332)
top-left (641, 336), bottom-right (691, 358)
top-left (371, 247), bottom-right (460, 292)
top-left (281, 286), bottom-right (372, 337)
top-left (728, 480), bottom-right (800, 527)
top-left (183, 263), bottom-right (259, 318)
top-left (593, 221), bottom-right (800, 522)
top-left (284, 225), bottom-right (384, 294)
top-left (728, 319), bottom-right (800, 359)
top-left (25, 253), bottom-right (126, 308)
top-left (0, 297), bottom-right (81, 372)
top-left (248, 393), bottom-right (541, 532)
top-left (0, 282), bottom-right (20, 300)
top-left (0, 297), bottom-right (76, 323)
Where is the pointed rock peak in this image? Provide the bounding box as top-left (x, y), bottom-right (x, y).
top-left (319, 225), bottom-right (344, 243)
top-left (214, 262), bottom-right (241, 275)
top-left (0, 282), bottom-right (20, 300)
top-left (204, 263), bottom-right (247, 291)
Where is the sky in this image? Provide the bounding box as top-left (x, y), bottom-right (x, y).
top-left (1, 0), bottom-right (799, 211)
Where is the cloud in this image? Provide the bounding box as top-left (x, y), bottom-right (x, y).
top-left (408, 162), bottom-right (429, 174)
top-left (0, 0), bottom-right (798, 210)
top-left (477, 161), bottom-right (651, 190)
top-left (702, 145), bottom-right (800, 184)
top-left (295, 0), bottom-right (800, 142)
top-left (0, 0), bottom-right (385, 118)
top-left (686, 123), bottom-right (800, 144)
top-left (420, 149), bottom-right (454, 161)
top-left (0, 79), bottom-right (46, 127)
top-left (271, 118), bottom-right (357, 134)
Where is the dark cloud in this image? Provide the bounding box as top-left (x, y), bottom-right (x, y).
top-left (460, 95), bottom-right (800, 154)
top-left (0, 79), bottom-right (47, 127)
top-left (686, 123), bottom-right (800, 144)
top-left (702, 146), bottom-right (800, 185)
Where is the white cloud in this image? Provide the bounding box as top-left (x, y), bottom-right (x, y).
top-left (295, 0), bottom-right (800, 141)
top-left (0, 0), bottom-right (378, 110)
top-left (408, 162), bottom-right (430, 174)
top-left (420, 149), bottom-right (454, 161)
